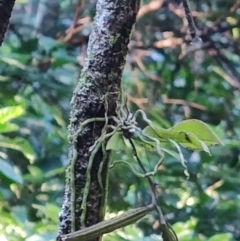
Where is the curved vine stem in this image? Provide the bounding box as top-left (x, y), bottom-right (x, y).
top-left (80, 129), bottom-right (118, 227)
top-left (70, 117), bottom-right (106, 231)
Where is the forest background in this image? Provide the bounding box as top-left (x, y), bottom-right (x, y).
top-left (0, 0), bottom-right (240, 241)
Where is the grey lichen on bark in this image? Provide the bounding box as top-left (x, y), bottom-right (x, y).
top-left (57, 0), bottom-right (140, 241)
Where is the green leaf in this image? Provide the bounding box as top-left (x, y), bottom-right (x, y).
top-left (32, 203), bottom-right (60, 222)
top-left (0, 106), bottom-right (25, 124)
top-left (0, 137), bottom-right (35, 163)
top-left (0, 56), bottom-right (27, 69)
top-left (143, 119), bottom-right (221, 152)
top-left (143, 125), bottom-right (172, 142)
top-left (39, 36), bottom-right (60, 52)
top-left (0, 158), bottom-right (23, 184)
top-left (143, 126), bottom-right (210, 152)
top-left (106, 132), bottom-right (127, 151)
top-left (0, 122), bottom-right (19, 133)
top-left (208, 233), bottom-right (232, 241)
top-left (135, 140), bottom-right (156, 151)
top-left (169, 119), bottom-right (222, 146)
top-left (131, 131), bottom-right (157, 151)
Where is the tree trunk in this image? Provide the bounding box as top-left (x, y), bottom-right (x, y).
top-left (0, 0), bottom-right (16, 46)
top-left (57, 0), bottom-right (140, 241)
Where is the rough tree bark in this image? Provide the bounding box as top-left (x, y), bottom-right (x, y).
top-left (57, 0), bottom-right (140, 241)
top-left (0, 0), bottom-right (16, 46)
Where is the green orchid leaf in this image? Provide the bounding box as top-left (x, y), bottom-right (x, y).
top-left (142, 126), bottom-right (171, 142)
top-left (131, 131), bottom-right (157, 151)
top-left (106, 132), bottom-right (127, 151)
top-left (132, 139), bottom-right (156, 151)
top-left (0, 137), bottom-right (35, 163)
top-left (169, 119), bottom-right (222, 146)
top-left (0, 106), bottom-right (24, 124)
top-left (143, 119), bottom-right (221, 152)
top-left (143, 126), bottom-right (209, 151)
top-left (172, 132), bottom-right (207, 151)
top-left (138, 141), bottom-right (156, 151)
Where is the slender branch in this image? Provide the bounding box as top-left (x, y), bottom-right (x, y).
top-left (181, 0), bottom-right (202, 45)
top-left (128, 138), bottom-right (179, 241)
top-left (182, 0), bottom-right (198, 40)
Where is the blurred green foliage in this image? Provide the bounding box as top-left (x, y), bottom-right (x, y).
top-left (0, 0), bottom-right (240, 241)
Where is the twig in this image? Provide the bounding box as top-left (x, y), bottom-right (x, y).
top-left (182, 0), bottom-right (197, 40)
top-left (128, 138), bottom-right (178, 241)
